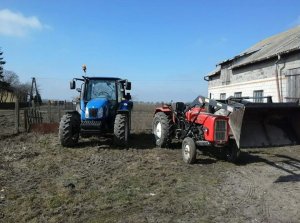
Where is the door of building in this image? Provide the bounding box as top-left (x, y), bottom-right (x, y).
top-left (286, 68), bottom-right (300, 102)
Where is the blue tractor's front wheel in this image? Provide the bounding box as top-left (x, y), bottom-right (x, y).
top-left (114, 113), bottom-right (129, 147)
top-left (59, 112), bottom-right (80, 147)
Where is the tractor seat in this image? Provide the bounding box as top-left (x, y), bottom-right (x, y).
top-left (176, 102), bottom-right (186, 114)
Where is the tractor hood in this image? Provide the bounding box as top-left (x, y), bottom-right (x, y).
top-left (83, 97), bottom-right (109, 119)
top-left (86, 97), bottom-right (109, 109)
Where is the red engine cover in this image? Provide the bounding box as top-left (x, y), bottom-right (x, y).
top-left (185, 107), bottom-right (229, 143)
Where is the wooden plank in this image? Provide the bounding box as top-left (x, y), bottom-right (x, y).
top-left (0, 102), bottom-right (29, 109)
top-left (24, 109), bottom-right (28, 132)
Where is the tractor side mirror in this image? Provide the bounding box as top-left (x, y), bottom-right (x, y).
top-left (70, 80), bottom-right (76, 89)
top-left (125, 93), bottom-right (132, 100)
top-left (125, 81), bottom-right (131, 90)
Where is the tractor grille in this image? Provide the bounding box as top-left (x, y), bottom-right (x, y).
top-left (214, 119), bottom-right (227, 141)
top-left (81, 120), bottom-right (102, 130)
top-left (89, 108), bottom-right (98, 118)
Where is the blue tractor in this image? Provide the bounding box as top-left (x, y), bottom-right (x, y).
top-left (59, 76), bottom-right (133, 147)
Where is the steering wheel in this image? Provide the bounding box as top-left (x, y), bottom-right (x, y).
top-left (97, 91), bottom-right (110, 98)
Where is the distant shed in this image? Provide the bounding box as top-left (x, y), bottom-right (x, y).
top-left (0, 81), bottom-right (15, 103)
top-left (204, 26), bottom-right (300, 102)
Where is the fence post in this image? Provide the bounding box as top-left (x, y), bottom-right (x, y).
top-left (24, 109), bottom-right (28, 132)
top-left (32, 100), bottom-right (35, 109)
top-left (15, 99), bottom-right (19, 134)
top-left (58, 104), bottom-right (61, 122)
top-left (48, 101), bottom-right (51, 123)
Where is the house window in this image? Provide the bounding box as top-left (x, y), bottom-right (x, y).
top-left (234, 92), bottom-right (242, 98)
top-left (220, 93), bottom-right (226, 100)
top-left (253, 90), bottom-right (263, 102)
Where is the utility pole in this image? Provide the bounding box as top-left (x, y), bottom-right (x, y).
top-left (30, 77), bottom-right (42, 106)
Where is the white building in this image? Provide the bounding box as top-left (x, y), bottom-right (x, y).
top-left (205, 26), bottom-right (300, 103)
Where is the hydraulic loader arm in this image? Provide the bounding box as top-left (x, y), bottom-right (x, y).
top-left (188, 95), bottom-right (242, 114)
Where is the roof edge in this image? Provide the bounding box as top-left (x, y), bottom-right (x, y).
top-left (231, 47), bottom-right (300, 69)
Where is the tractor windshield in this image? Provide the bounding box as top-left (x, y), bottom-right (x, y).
top-left (86, 79), bottom-right (116, 101)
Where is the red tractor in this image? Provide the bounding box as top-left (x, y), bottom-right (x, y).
top-left (153, 95), bottom-right (300, 164)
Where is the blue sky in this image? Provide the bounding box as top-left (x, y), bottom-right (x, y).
top-left (0, 0), bottom-right (300, 102)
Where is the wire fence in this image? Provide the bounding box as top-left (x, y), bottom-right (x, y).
top-left (0, 101), bottom-right (75, 137)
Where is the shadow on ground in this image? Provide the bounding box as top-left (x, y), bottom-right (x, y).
top-left (73, 132), bottom-right (157, 150)
top-left (128, 132), bottom-right (156, 149)
top-left (236, 150), bottom-right (300, 183)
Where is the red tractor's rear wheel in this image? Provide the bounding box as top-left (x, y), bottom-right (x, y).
top-left (182, 137), bottom-right (197, 164)
top-left (152, 112), bottom-right (172, 148)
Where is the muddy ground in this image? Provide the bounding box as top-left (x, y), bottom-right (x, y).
top-left (0, 131), bottom-right (299, 223)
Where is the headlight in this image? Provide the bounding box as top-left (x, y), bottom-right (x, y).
top-left (85, 107), bottom-right (89, 118)
top-left (97, 107), bottom-right (103, 118)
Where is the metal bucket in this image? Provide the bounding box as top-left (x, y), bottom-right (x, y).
top-left (229, 103), bottom-right (300, 148)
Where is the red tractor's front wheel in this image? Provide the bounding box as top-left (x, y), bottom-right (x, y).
top-left (152, 112), bottom-right (172, 148)
top-left (224, 139), bottom-right (240, 163)
top-left (182, 137), bottom-right (197, 164)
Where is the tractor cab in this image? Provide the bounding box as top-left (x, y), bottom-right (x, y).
top-left (71, 77), bottom-right (132, 121)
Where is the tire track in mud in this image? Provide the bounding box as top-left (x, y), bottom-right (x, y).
top-left (259, 159), bottom-right (300, 223)
top-left (261, 189), bottom-right (271, 223)
top-left (235, 177), bottom-right (256, 206)
top-left (220, 167), bottom-right (268, 222)
top-left (225, 150), bottom-right (300, 223)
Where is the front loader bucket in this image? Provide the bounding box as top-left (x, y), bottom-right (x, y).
top-left (229, 103), bottom-right (300, 148)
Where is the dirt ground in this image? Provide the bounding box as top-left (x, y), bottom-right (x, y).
top-left (0, 131), bottom-right (299, 223)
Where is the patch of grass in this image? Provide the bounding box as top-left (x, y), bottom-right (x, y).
top-left (45, 192), bottom-right (71, 209)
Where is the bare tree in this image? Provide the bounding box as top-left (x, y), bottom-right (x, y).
top-left (0, 48), bottom-right (5, 79)
top-left (2, 70), bottom-right (20, 87)
top-left (14, 82), bottom-right (31, 102)
top-left (0, 70), bottom-right (31, 102)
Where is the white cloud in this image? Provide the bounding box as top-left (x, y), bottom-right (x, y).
top-left (0, 9), bottom-right (48, 37)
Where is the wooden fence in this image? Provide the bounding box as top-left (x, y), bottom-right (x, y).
top-left (24, 109), bottom-right (43, 132)
top-left (0, 100), bottom-right (74, 136)
top-left (0, 100), bottom-right (157, 135)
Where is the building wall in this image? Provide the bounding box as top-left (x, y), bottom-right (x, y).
top-left (0, 90), bottom-right (16, 103)
top-left (208, 52), bottom-right (300, 102)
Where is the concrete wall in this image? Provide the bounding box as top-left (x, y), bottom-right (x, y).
top-left (208, 52), bottom-right (300, 102)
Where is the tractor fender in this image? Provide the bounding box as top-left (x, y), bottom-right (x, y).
top-left (64, 110), bottom-right (80, 116)
top-left (119, 100), bottom-right (133, 110)
top-left (154, 106), bottom-right (172, 116)
top-left (117, 109), bottom-right (130, 115)
top-left (63, 110), bottom-right (81, 121)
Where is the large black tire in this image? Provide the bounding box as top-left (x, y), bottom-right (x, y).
top-left (224, 139), bottom-right (240, 163)
top-left (152, 112), bottom-right (172, 148)
top-left (59, 113), bottom-right (80, 147)
top-left (182, 137), bottom-right (197, 164)
top-left (114, 113), bottom-right (129, 147)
